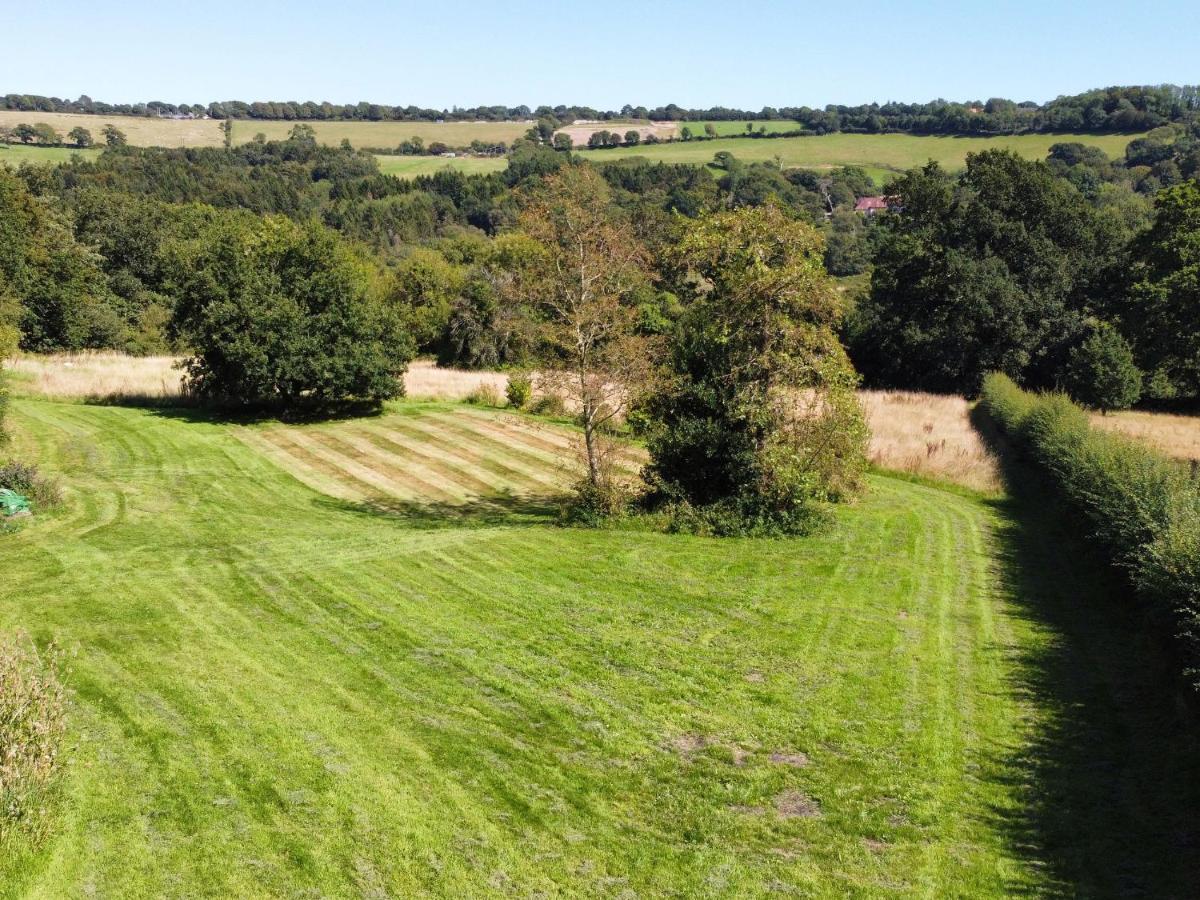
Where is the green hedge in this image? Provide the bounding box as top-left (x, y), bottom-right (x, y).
top-left (981, 373), bottom-right (1200, 685)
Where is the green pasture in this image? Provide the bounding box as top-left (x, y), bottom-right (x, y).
top-left (580, 131), bottom-right (1145, 179)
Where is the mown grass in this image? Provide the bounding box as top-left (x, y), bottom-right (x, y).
top-left (0, 397), bottom-right (1054, 895)
top-left (580, 130), bottom-right (1146, 175)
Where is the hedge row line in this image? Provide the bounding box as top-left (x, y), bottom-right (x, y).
top-left (980, 373), bottom-right (1200, 686)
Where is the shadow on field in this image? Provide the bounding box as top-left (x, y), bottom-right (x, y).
top-left (971, 407), bottom-right (1200, 897)
top-left (315, 491), bottom-right (562, 530)
top-left (146, 400), bottom-right (387, 426)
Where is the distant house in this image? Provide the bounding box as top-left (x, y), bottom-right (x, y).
top-left (853, 196), bottom-right (890, 216)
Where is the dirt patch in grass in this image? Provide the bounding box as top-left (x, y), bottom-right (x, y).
top-left (774, 790), bottom-right (821, 819)
top-left (769, 751), bottom-right (809, 768)
top-left (669, 733), bottom-right (711, 759)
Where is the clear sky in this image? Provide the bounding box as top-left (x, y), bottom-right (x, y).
top-left (3, 0), bottom-right (1197, 110)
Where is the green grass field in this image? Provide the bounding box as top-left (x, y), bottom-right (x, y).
top-left (373, 154), bottom-right (509, 178)
top-left (686, 121), bottom-right (788, 137)
top-left (0, 143), bottom-right (100, 166)
top-left (4, 394), bottom-right (1196, 895)
top-left (579, 131), bottom-right (1145, 179)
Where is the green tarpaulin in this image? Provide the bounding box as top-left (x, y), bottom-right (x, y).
top-left (0, 489), bottom-right (30, 516)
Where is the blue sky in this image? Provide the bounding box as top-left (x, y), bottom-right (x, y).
top-left (3, 0), bottom-right (1197, 109)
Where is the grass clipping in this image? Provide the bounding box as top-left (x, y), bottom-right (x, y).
top-left (1, 633), bottom-right (67, 851)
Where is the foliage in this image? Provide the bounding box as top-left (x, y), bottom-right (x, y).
top-left (851, 151), bottom-right (1128, 393)
top-left (0, 169), bottom-right (121, 352)
top-left (646, 205), bottom-right (868, 535)
top-left (0, 461), bottom-right (62, 509)
top-left (171, 216), bottom-right (414, 411)
top-left (511, 165), bottom-right (659, 504)
top-left (981, 373), bottom-right (1200, 687)
top-left (0, 632), bottom-right (67, 854)
top-left (504, 372), bottom-right (532, 409)
top-left (1064, 323), bottom-right (1142, 412)
top-left (464, 383), bottom-right (502, 407)
top-left (1123, 180), bottom-right (1200, 397)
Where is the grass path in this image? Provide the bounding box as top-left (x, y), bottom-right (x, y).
top-left (2, 398), bottom-right (1188, 895)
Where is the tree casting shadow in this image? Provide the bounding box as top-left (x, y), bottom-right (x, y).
top-left (313, 490), bottom-right (563, 531)
top-left (971, 406), bottom-right (1200, 897)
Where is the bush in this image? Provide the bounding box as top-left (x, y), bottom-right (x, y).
top-left (1064, 323), bottom-right (1142, 413)
top-left (560, 477), bottom-right (631, 527)
top-left (980, 373), bottom-right (1200, 685)
top-left (0, 462), bottom-right (62, 509)
top-left (465, 384), bottom-right (502, 407)
top-left (505, 372), bottom-right (532, 409)
top-left (0, 633), bottom-right (67, 851)
top-left (529, 391), bottom-right (567, 417)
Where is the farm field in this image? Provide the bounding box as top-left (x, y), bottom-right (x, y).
top-left (686, 120), bottom-right (787, 136)
top-left (0, 143), bottom-right (99, 166)
top-left (576, 131), bottom-right (1147, 177)
top-left (3, 396), bottom-right (1197, 895)
top-left (0, 111), bottom-right (532, 150)
top-left (0, 109), bottom-right (221, 147)
top-left (373, 154), bottom-right (508, 177)
top-left (230, 118), bottom-right (531, 149)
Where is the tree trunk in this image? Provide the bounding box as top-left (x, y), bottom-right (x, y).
top-left (583, 407), bottom-right (601, 487)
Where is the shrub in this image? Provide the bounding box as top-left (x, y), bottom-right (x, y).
top-left (465, 384), bottom-right (502, 407)
top-left (0, 633), bottom-right (67, 851)
top-left (560, 476), bottom-right (631, 527)
top-left (980, 373), bottom-right (1200, 685)
top-left (505, 372), bottom-right (532, 409)
top-left (1064, 323), bottom-right (1142, 413)
top-left (0, 462), bottom-right (62, 509)
top-left (529, 392), bottom-right (567, 417)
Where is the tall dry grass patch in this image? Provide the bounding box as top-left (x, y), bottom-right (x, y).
top-left (404, 360), bottom-right (508, 401)
top-left (6, 356), bottom-right (512, 404)
top-left (8, 353), bottom-right (184, 402)
top-left (1090, 410), bottom-right (1200, 464)
top-left (860, 390), bottom-right (1001, 493)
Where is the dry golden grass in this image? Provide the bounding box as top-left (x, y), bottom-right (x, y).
top-left (403, 360), bottom-right (508, 400)
top-left (860, 390), bottom-right (1001, 493)
top-left (1091, 409), bottom-right (1200, 463)
top-left (7, 352), bottom-right (184, 401)
top-left (6, 355), bottom-right (512, 403)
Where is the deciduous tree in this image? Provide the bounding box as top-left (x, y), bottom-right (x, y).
top-left (646, 204), bottom-right (868, 534)
top-left (510, 165), bottom-right (658, 512)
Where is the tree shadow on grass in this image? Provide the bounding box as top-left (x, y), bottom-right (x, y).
top-left (144, 399), bottom-right (388, 427)
top-left (971, 406), bottom-right (1200, 897)
top-left (313, 490), bottom-right (564, 531)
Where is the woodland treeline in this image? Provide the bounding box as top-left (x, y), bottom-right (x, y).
top-left (2, 115), bottom-right (1198, 413)
top-left (3, 84), bottom-right (1198, 134)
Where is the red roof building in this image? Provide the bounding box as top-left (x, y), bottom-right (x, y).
top-left (853, 196), bottom-right (890, 214)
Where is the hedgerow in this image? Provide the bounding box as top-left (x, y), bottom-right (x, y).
top-left (980, 373), bottom-right (1200, 685)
